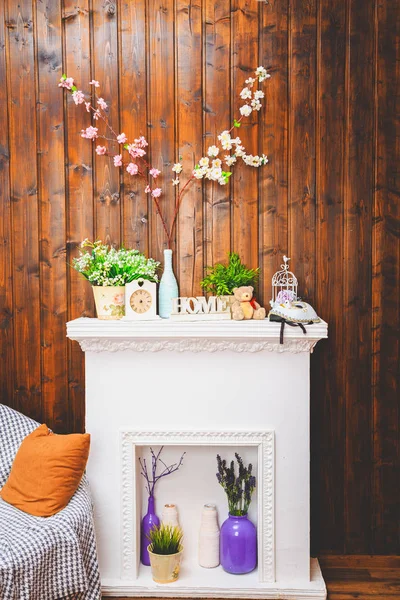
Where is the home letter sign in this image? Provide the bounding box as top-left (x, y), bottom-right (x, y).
top-left (170, 296), bottom-right (231, 321)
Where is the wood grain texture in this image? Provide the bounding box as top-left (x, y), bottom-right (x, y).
top-left (6, 0), bottom-right (41, 420)
top-left (1, 0), bottom-right (399, 554)
top-left (311, 0), bottom-right (347, 554)
top-left (119, 0), bottom-right (149, 253)
top-left (36, 0), bottom-right (68, 431)
top-left (372, 0), bottom-right (400, 554)
top-left (232, 0), bottom-right (259, 269)
top-left (204, 0), bottom-right (232, 267)
top-left (63, 0), bottom-right (94, 433)
top-left (259, 0), bottom-right (289, 304)
top-left (176, 0), bottom-right (203, 296)
top-left (0, 0), bottom-right (13, 406)
top-left (92, 0), bottom-right (121, 245)
top-left (343, 0), bottom-right (374, 553)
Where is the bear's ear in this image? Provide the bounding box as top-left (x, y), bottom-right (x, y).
top-left (232, 287), bottom-right (238, 293)
top-left (249, 286), bottom-right (254, 292)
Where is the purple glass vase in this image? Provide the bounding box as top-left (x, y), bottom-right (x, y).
top-left (220, 513), bottom-right (257, 574)
top-left (140, 495), bottom-right (160, 566)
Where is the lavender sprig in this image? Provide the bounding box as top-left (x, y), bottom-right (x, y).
top-left (139, 446), bottom-right (186, 497)
top-left (216, 452), bottom-right (256, 516)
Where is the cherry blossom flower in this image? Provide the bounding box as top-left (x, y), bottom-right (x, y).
top-left (151, 188), bottom-right (162, 198)
top-left (254, 90), bottom-right (264, 100)
top-left (113, 154), bottom-right (123, 167)
top-left (218, 177), bottom-right (228, 185)
top-left (212, 158), bottom-right (222, 169)
top-left (81, 126), bottom-right (98, 140)
top-left (117, 133), bottom-right (128, 144)
top-left (172, 163), bottom-right (182, 173)
top-left (95, 145), bottom-right (107, 155)
top-left (199, 157), bottom-right (209, 167)
top-left (59, 76), bottom-right (74, 89)
top-left (225, 155), bottom-right (237, 167)
top-left (239, 105), bottom-right (252, 117)
top-left (127, 162), bottom-right (139, 175)
top-left (149, 168), bottom-right (161, 179)
top-left (172, 178), bottom-right (180, 186)
top-left (207, 145), bottom-right (219, 157)
top-left (240, 87), bottom-right (252, 100)
top-left (256, 66), bottom-right (270, 82)
top-left (72, 90), bottom-right (85, 105)
top-left (97, 98), bottom-right (108, 110)
top-left (92, 110), bottom-right (101, 120)
top-left (245, 77), bottom-right (256, 86)
top-left (193, 168), bottom-right (204, 179)
top-left (135, 136), bottom-right (148, 148)
top-left (89, 80), bottom-right (100, 88)
top-left (127, 144), bottom-right (146, 158)
top-left (144, 185), bottom-right (151, 193)
top-left (85, 102), bottom-right (91, 113)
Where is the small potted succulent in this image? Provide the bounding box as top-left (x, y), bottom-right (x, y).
top-left (72, 239), bottom-right (159, 319)
top-left (200, 253), bottom-right (260, 310)
top-left (216, 453), bottom-right (257, 574)
top-left (147, 524), bottom-right (184, 584)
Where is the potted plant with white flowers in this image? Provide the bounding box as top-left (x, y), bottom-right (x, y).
top-left (72, 239), bottom-right (159, 319)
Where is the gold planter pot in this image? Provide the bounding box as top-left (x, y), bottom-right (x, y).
top-left (148, 546), bottom-right (183, 584)
top-left (92, 286), bottom-right (125, 320)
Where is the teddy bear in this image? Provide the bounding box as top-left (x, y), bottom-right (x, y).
top-left (231, 286), bottom-right (266, 321)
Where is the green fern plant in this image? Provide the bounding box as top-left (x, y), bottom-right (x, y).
top-left (200, 252), bottom-right (259, 296)
top-left (148, 524), bottom-right (183, 556)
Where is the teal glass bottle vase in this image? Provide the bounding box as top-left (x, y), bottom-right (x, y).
top-left (158, 249), bottom-right (178, 318)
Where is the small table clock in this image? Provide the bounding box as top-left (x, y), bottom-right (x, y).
top-left (124, 279), bottom-right (159, 320)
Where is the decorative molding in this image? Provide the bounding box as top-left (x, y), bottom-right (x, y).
top-left (78, 337), bottom-right (320, 354)
top-left (67, 317), bottom-right (328, 354)
top-left (120, 430), bottom-right (275, 584)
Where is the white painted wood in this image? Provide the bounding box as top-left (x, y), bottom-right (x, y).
top-left (101, 558), bottom-right (326, 598)
top-left (67, 317), bottom-right (327, 599)
top-left (67, 317), bottom-right (328, 353)
top-left (171, 296), bottom-right (232, 321)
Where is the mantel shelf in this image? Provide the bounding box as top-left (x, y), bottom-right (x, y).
top-left (67, 317), bottom-right (328, 353)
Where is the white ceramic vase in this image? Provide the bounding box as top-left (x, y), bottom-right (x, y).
top-left (198, 503), bottom-right (220, 568)
top-left (162, 504), bottom-right (180, 527)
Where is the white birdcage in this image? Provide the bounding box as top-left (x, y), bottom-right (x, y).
top-left (270, 256), bottom-right (298, 307)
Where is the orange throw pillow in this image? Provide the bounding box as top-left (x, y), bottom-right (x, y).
top-left (1, 424), bottom-right (90, 517)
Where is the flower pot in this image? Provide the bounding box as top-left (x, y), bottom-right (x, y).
top-left (141, 495), bottom-right (160, 566)
top-left (92, 286), bottom-right (125, 319)
top-left (148, 547), bottom-right (183, 584)
top-left (159, 249), bottom-right (178, 318)
top-left (220, 513), bottom-right (257, 574)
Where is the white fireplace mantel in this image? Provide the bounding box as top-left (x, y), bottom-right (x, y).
top-left (67, 317), bottom-right (328, 599)
top-left (67, 317), bottom-right (327, 354)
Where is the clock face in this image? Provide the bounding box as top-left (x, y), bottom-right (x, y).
top-left (129, 289), bottom-right (153, 314)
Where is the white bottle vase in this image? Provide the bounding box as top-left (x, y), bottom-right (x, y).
top-left (162, 504), bottom-right (180, 527)
top-left (158, 248), bottom-right (178, 318)
top-left (199, 503), bottom-right (220, 568)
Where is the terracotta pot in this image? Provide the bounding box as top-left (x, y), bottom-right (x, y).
top-left (148, 546), bottom-right (183, 584)
top-left (92, 286), bottom-right (125, 320)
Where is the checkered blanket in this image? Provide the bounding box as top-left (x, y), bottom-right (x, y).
top-left (0, 404), bottom-right (101, 600)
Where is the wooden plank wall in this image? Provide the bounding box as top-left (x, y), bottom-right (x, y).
top-left (0, 0), bottom-right (398, 555)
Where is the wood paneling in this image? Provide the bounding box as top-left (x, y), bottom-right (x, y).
top-left (1, 0), bottom-right (399, 555)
